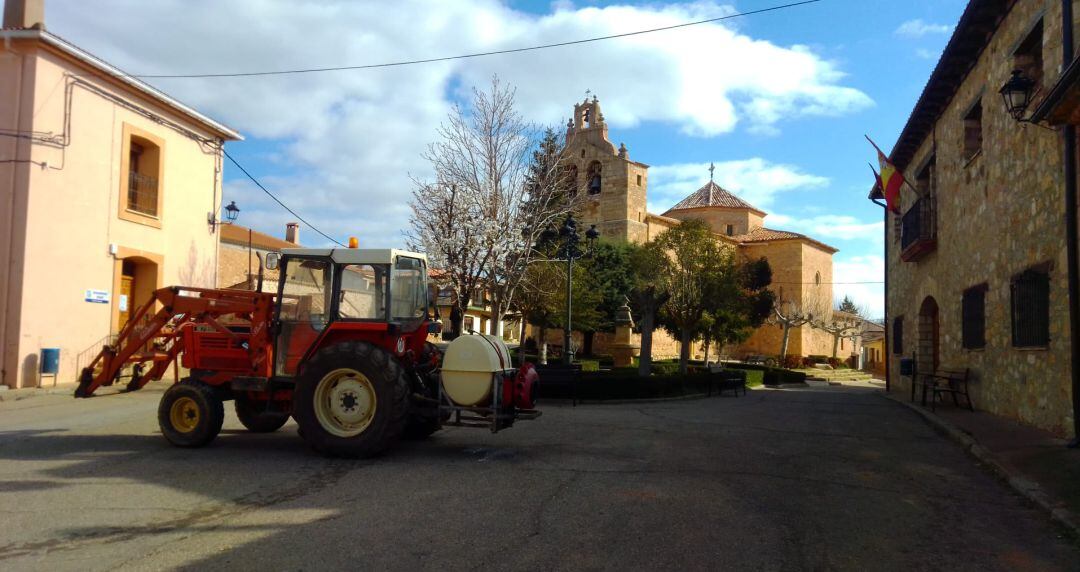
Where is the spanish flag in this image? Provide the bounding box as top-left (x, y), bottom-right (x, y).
top-left (866, 135), bottom-right (903, 214)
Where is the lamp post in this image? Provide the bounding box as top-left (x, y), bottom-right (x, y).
top-left (533, 214), bottom-right (599, 366)
top-left (208, 200), bottom-right (240, 230)
top-left (999, 69), bottom-right (1038, 122)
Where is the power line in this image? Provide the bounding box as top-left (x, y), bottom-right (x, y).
top-left (129, 0), bottom-right (822, 79)
top-left (221, 148), bottom-right (346, 247)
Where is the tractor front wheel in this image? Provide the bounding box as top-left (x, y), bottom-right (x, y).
top-left (158, 380), bottom-right (224, 447)
top-left (293, 342), bottom-right (409, 458)
top-left (235, 397), bottom-right (290, 433)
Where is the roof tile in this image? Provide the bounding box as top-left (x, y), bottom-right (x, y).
top-left (663, 180), bottom-right (761, 214)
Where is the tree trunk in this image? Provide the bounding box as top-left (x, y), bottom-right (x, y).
top-left (583, 331), bottom-right (595, 357)
top-left (638, 310), bottom-right (655, 377)
top-left (490, 300), bottom-right (505, 338)
top-left (679, 327), bottom-right (691, 376)
top-left (780, 323), bottom-right (791, 358)
top-left (831, 334), bottom-right (840, 358)
top-left (703, 338), bottom-right (711, 367)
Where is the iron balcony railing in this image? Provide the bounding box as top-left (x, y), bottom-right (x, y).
top-left (128, 171), bottom-right (159, 217)
top-left (900, 196), bottom-right (937, 260)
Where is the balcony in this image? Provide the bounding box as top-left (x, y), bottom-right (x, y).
top-left (900, 197), bottom-right (936, 261)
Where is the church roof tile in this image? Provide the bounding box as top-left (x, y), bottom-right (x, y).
top-left (662, 180), bottom-right (764, 215)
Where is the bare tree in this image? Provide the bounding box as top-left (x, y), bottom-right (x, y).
top-left (816, 309), bottom-right (862, 358)
top-left (408, 76), bottom-right (580, 338)
top-left (766, 292), bottom-right (831, 358)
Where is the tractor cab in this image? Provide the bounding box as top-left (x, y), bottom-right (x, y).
top-left (266, 248), bottom-right (431, 377)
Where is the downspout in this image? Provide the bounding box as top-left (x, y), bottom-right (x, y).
top-left (883, 204), bottom-right (890, 392)
top-left (1063, 0), bottom-right (1080, 447)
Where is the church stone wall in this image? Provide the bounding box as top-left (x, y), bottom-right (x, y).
top-left (666, 207), bottom-right (762, 237)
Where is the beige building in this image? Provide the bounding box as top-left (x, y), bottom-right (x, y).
top-left (0, 0), bottom-right (241, 388)
top-left (534, 97), bottom-right (841, 359)
top-left (881, 0), bottom-right (1080, 438)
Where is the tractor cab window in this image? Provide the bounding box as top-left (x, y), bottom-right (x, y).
top-left (391, 256), bottom-right (427, 324)
top-left (278, 258), bottom-right (331, 327)
top-left (339, 264), bottom-right (388, 320)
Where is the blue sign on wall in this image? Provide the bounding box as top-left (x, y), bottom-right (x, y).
top-left (85, 290), bottom-right (110, 304)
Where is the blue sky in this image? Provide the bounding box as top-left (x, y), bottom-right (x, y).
top-left (50, 0), bottom-right (968, 317)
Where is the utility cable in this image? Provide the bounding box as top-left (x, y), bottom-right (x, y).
top-left (221, 148), bottom-right (346, 247)
top-left (129, 0), bottom-right (822, 79)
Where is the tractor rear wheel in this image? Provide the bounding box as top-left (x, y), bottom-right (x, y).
top-left (403, 414), bottom-right (440, 440)
top-left (235, 397), bottom-right (290, 433)
top-left (158, 380), bottom-right (224, 447)
top-left (293, 341), bottom-right (409, 458)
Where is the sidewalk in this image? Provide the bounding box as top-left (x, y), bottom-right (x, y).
top-left (886, 392), bottom-right (1080, 536)
top-left (0, 383), bottom-right (77, 402)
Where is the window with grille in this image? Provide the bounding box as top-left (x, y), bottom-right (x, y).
top-left (962, 284), bottom-right (987, 349)
top-left (1010, 268), bottom-right (1050, 347)
top-left (892, 316), bottom-right (904, 354)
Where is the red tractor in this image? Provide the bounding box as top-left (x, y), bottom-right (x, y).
top-left (76, 247), bottom-right (540, 458)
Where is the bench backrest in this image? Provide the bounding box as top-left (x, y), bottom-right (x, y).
top-left (937, 368), bottom-right (969, 381)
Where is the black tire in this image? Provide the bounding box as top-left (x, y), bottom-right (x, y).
top-left (235, 397), bottom-right (290, 433)
top-left (158, 380), bottom-right (224, 448)
top-left (403, 414), bottom-right (440, 440)
top-left (293, 341), bottom-right (410, 458)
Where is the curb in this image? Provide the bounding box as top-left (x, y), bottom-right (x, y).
top-left (883, 393), bottom-right (1080, 538)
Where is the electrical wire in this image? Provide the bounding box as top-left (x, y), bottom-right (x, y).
top-left (128, 0), bottom-right (822, 79)
top-left (221, 148), bottom-right (346, 247)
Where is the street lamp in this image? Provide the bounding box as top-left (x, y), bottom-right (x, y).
top-left (1000, 69), bottom-right (1038, 122)
top-left (208, 200), bottom-right (240, 230)
top-left (532, 214), bottom-right (599, 365)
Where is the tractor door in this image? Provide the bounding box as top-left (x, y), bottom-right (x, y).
top-left (274, 257), bottom-right (333, 377)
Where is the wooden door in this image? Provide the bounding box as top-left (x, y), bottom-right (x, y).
top-left (118, 275), bottom-right (133, 330)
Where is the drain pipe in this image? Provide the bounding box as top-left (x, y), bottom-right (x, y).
top-left (1063, 0), bottom-right (1080, 448)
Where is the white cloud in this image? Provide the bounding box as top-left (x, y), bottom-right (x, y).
top-left (833, 255), bottom-right (884, 319)
top-left (648, 159), bottom-right (828, 213)
top-left (895, 19), bottom-right (952, 38)
top-left (46, 0), bottom-right (871, 247)
top-left (916, 48), bottom-right (940, 60)
top-left (766, 214), bottom-right (883, 243)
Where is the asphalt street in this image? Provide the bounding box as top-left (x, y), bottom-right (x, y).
top-left (0, 382), bottom-right (1077, 571)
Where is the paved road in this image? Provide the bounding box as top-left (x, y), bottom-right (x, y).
top-left (0, 383), bottom-right (1076, 571)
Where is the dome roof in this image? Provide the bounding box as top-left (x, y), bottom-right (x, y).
top-left (662, 180), bottom-right (764, 215)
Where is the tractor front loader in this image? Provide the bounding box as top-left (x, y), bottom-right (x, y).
top-left (75, 247), bottom-right (540, 458)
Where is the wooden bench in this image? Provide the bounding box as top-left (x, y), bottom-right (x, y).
top-left (919, 368), bottom-right (974, 412)
top-left (707, 363), bottom-right (747, 397)
top-left (535, 363), bottom-right (582, 406)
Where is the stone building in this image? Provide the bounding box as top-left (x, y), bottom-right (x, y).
top-left (0, 0), bottom-right (241, 388)
top-left (533, 97), bottom-right (841, 360)
top-left (880, 0), bottom-right (1080, 438)
top-left (218, 223), bottom-right (301, 290)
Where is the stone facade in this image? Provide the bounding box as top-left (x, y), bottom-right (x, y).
top-left (885, 0), bottom-right (1076, 437)
top-left (527, 98), bottom-right (842, 362)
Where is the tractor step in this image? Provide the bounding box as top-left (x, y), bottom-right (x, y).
top-left (231, 376), bottom-right (270, 392)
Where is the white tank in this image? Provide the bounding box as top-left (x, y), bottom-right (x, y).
top-left (441, 334), bottom-right (513, 406)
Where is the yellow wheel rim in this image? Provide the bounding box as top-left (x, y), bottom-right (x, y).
top-left (313, 368), bottom-right (377, 438)
top-left (170, 396), bottom-right (201, 433)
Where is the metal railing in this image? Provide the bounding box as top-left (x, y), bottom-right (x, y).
top-left (74, 333), bottom-right (117, 382)
top-left (127, 171), bottom-right (159, 217)
top-left (901, 196), bottom-right (936, 253)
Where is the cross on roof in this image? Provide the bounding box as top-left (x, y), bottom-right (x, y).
top-left (708, 162), bottom-right (715, 181)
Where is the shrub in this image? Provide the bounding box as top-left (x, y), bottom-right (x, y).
top-left (800, 357), bottom-right (815, 369)
top-left (726, 363), bottom-right (770, 372)
top-left (577, 360), bottom-right (600, 372)
top-left (652, 362), bottom-right (680, 376)
top-left (741, 369), bottom-right (764, 388)
top-left (807, 355), bottom-right (828, 364)
top-left (781, 354), bottom-right (802, 369)
top-left (826, 357), bottom-right (841, 368)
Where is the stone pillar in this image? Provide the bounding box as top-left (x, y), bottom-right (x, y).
top-left (610, 300), bottom-right (640, 368)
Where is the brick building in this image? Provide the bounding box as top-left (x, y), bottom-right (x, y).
top-left (881, 0), bottom-right (1080, 438)
top-left (532, 98), bottom-right (844, 360)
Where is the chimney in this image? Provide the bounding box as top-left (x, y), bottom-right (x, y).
top-left (3, 0), bottom-right (46, 30)
top-left (285, 222), bottom-right (300, 245)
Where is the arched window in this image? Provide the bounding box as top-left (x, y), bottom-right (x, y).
top-left (587, 161), bottom-right (602, 195)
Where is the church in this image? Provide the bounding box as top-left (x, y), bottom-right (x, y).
top-left (547, 96), bottom-right (842, 360)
